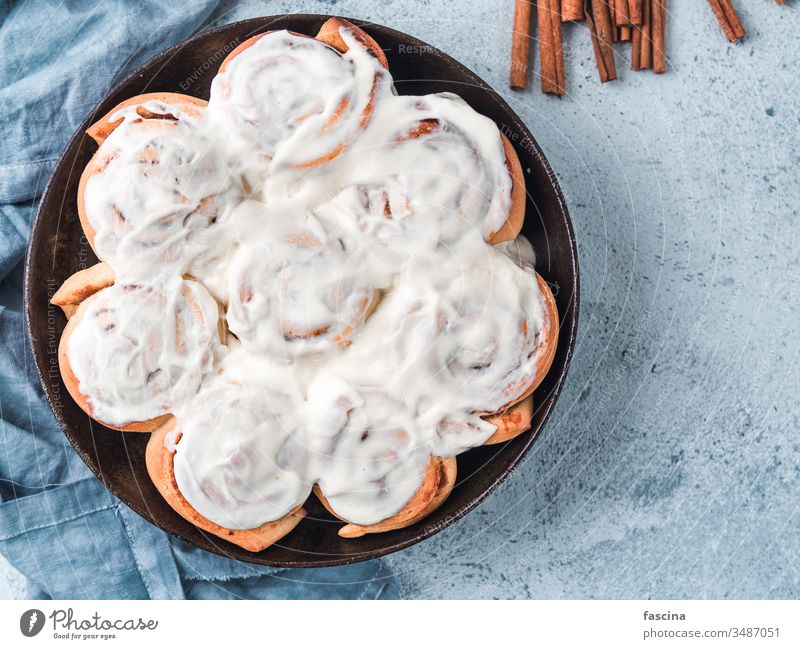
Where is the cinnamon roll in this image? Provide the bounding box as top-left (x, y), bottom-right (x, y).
top-left (143, 353), bottom-right (310, 548)
top-left (311, 93), bottom-right (526, 246)
top-left (315, 456), bottom-right (457, 538)
top-left (209, 18), bottom-right (387, 171)
top-left (434, 268), bottom-right (557, 450)
top-left (316, 242), bottom-right (558, 455)
top-left (306, 381), bottom-right (456, 536)
top-left (147, 416), bottom-right (306, 552)
top-left (78, 93), bottom-right (243, 274)
top-left (225, 200), bottom-right (380, 360)
top-left (58, 277), bottom-right (220, 432)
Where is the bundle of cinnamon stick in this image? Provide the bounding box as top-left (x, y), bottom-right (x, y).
top-left (510, 0), bottom-right (784, 94)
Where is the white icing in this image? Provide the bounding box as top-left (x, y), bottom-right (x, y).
top-left (209, 30), bottom-right (384, 173)
top-left (67, 278), bottom-right (220, 427)
top-left (83, 100), bottom-right (243, 278)
top-left (73, 26), bottom-right (554, 530)
top-left (316, 242), bottom-right (547, 457)
top-left (224, 199), bottom-right (379, 360)
top-left (171, 350), bottom-right (310, 529)
top-left (306, 379), bottom-right (431, 525)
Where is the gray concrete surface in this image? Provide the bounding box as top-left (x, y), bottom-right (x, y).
top-left (3, 0), bottom-right (798, 599)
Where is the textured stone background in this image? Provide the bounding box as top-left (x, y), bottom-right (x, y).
top-left (2, 0), bottom-right (798, 599)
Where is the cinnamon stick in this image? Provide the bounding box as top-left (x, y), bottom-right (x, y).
top-left (631, 22), bottom-right (642, 69)
top-left (631, 0), bottom-right (652, 69)
top-left (639, 0), bottom-right (652, 69)
top-left (613, 0), bottom-right (630, 25)
top-left (627, 0), bottom-right (643, 24)
top-left (618, 25), bottom-right (632, 42)
top-left (652, 0), bottom-right (667, 73)
top-left (538, 0), bottom-right (566, 95)
top-left (510, 0), bottom-right (533, 89)
top-left (586, 0), bottom-right (617, 82)
top-left (707, 0), bottom-right (746, 42)
top-left (562, 0), bottom-right (585, 21)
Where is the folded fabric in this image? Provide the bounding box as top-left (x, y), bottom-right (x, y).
top-left (0, 0), bottom-right (398, 600)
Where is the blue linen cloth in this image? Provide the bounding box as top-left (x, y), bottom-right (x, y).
top-left (0, 0), bottom-right (398, 600)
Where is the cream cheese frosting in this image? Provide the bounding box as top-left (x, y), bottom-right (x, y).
top-left (66, 277), bottom-right (220, 428)
top-left (81, 100), bottom-right (244, 278)
top-left (169, 351), bottom-right (311, 529)
top-left (68, 25), bottom-right (553, 530)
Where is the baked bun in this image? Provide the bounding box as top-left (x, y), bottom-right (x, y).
top-left (58, 277), bottom-right (220, 432)
top-left (147, 417), bottom-right (305, 552)
top-left (225, 201), bottom-right (380, 360)
top-left (78, 93), bottom-right (243, 273)
top-left (306, 384), bottom-right (456, 537)
top-left (210, 19), bottom-right (387, 169)
top-left (444, 272), bottom-right (557, 447)
top-left (315, 456), bottom-right (457, 538)
top-left (337, 95), bottom-right (525, 245)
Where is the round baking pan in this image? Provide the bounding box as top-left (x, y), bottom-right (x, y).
top-left (24, 14), bottom-right (579, 567)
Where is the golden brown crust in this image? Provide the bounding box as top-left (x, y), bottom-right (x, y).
top-left (86, 92), bottom-right (207, 146)
top-left (146, 419), bottom-right (305, 552)
top-left (482, 396), bottom-right (533, 445)
top-left (529, 272), bottom-right (560, 394)
top-left (217, 33), bottom-right (271, 75)
top-left (487, 133), bottom-right (526, 244)
top-left (499, 272), bottom-right (560, 413)
top-left (51, 263), bottom-right (115, 318)
top-left (315, 17), bottom-right (389, 68)
top-left (314, 456), bottom-right (457, 538)
top-left (58, 291), bottom-right (170, 433)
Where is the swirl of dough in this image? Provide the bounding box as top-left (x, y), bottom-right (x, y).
top-left (342, 92), bottom-right (524, 245)
top-left (225, 200), bottom-right (380, 360)
top-left (306, 376), bottom-right (433, 526)
top-left (169, 353), bottom-right (312, 530)
top-left (209, 20), bottom-right (386, 172)
top-left (79, 94), bottom-right (244, 275)
top-left (324, 240), bottom-right (558, 455)
top-left (59, 277), bottom-right (220, 431)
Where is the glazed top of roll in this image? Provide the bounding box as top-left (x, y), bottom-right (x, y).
top-left (81, 100), bottom-right (243, 277)
top-left (210, 30), bottom-right (384, 170)
top-left (65, 277), bottom-right (220, 428)
top-left (74, 22), bottom-right (557, 530)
